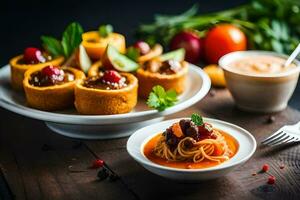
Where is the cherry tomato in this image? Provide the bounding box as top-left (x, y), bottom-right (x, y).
top-left (204, 24), bottom-right (247, 64)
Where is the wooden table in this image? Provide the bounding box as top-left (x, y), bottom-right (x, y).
top-left (1, 89), bottom-right (300, 200)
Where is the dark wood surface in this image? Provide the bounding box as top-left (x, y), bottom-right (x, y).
top-left (1, 89), bottom-right (300, 200)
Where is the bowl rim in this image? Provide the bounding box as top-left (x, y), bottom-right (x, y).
top-left (219, 50), bottom-right (300, 78)
top-left (127, 117), bottom-right (257, 173)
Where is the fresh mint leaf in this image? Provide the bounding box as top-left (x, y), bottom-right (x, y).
top-left (125, 47), bottom-right (140, 61)
top-left (41, 36), bottom-right (63, 57)
top-left (191, 113), bottom-right (203, 126)
top-left (61, 22), bottom-right (84, 57)
top-left (147, 85), bottom-right (178, 111)
top-left (99, 24), bottom-right (113, 37)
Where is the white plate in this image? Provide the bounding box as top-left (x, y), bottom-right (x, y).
top-left (127, 118), bottom-right (256, 181)
top-left (0, 64), bottom-right (211, 139)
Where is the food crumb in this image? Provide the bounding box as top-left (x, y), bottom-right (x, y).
top-left (279, 165), bottom-right (285, 169)
top-left (252, 173), bottom-right (257, 176)
top-left (266, 116), bottom-right (275, 124)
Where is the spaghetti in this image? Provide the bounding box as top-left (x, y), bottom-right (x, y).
top-left (153, 129), bottom-right (232, 163)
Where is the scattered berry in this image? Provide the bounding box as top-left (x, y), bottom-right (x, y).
top-left (102, 70), bottom-right (122, 83)
top-left (91, 159), bottom-right (104, 169)
top-left (133, 40), bottom-right (150, 55)
top-left (97, 168), bottom-right (109, 181)
top-left (262, 164), bottom-right (269, 172)
top-left (23, 47), bottom-right (46, 64)
top-left (267, 176), bottom-right (276, 185)
top-left (41, 66), bottom-right (61, 77)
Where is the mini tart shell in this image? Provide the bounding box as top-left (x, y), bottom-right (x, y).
top-left (23, 66), bottom-right (85, 111)
top-left (74, 73), bottom-right (138, 115)
top-left (9, 55), bottom-right (64, 90)
top-left (137, 61), bottom-right (189, 98)
top-left (88, 61), bottom-right (102, 77)
top-left (81, 31), bottom-right (126, 60)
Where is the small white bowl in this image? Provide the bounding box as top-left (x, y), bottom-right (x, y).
top-left (127, 118), bottom-right (256, 182)
top-left (219, 51), bottom-right (300, 113)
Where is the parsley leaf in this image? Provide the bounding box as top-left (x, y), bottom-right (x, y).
top-left (99, 24), bottom-right (113, 37)
top-left (125, 47), bottom-right (140, 61)
top-left (41, 36), bottom-right (63, 57)
top-left (61, 22), bottom-right (84, 57)
top-left (147, 85), bottom-right (178, 111)
top-left (191, 113), bottom-right (203, 126)
top-left (41, 22), bottom-right (83, 58)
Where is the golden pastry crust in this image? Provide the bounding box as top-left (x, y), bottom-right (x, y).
top-left (23, 66), bottom-right (85, 111)
top-left (74, 73), bottom-right (138, 115)
top-left (137, 61), bottom-right (188, 98)
top-left (88, 61), bottom-right (102, 77)
top-left (9, 55), bottom-right (64, 90)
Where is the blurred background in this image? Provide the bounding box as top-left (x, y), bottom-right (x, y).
top-left (1, 0), bottom-right (299, 109)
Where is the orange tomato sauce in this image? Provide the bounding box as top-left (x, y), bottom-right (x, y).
top-left (143, 130), bottom-right (239, 169)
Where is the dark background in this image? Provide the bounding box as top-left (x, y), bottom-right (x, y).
top-left (0, 0), bottom-right (299, 109)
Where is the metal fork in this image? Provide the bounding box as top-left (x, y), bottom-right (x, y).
top-left (261, 122), bottom-right (300, 146)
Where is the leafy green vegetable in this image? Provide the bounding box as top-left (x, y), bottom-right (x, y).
top-left (99, 24), bottom-right (113, 37)
top-left (41, 22), bottom-right (84, 58)
top-left (125, 46), bottom-right (140, 61)
top-left (147, 85), bottom-right (178, 111)
top-left (136, 0), bottom-right (300, 55)
top-left (191, 113), bottom-right (203, 126)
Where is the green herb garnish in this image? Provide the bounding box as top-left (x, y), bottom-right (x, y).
top-left (191, 113), bottom-right (203, 126)
top-left (99, 24), bottom-right (113, 37)
top-left (147, 85), bottom-right (178, 111)
top-left (41, 22), bottom-right (84, 58)
top-left (125, 46), bottom-right (140, 61)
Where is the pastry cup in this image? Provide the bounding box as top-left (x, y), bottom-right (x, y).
top-left (81, 31), bottom-right (126, 60)
top-left (23, 66), bottom-right (85, 111)
top-left (74, 73), bottom-right (138, 115)
top-left (88, 61), bottom-right (102, 77)
top-left (9, 55), bottom-right (64, 90)
top-left (137, 61), bottom-right (189, 98)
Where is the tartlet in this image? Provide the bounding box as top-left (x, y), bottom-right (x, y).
top-left (23, 65), bottom-right (85, 111)
top-left (74, 70), bottom-right (138, 115)
top-left (137, 60), bottom-right (188, 98)
top-left (81, 31), bottom-right (126, 60)
top-left (10, 53), bottom-right (64, 90)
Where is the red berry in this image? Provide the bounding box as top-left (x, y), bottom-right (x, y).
top-left (262, 164), bottom-right (269, 172)
top-left (92, 159), bottom-right (104, 169)
top-left (41, 66), bottom-right (61, 77)
top-left (23, 47), bottom-right (46, 64)
top-left (102, 70), bottom-right (122, 83)
top-left (133, 40), bottom-right (150, 55)
top-left (267, 176), bottom-right (275, 184)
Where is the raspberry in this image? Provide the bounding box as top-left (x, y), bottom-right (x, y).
top-left (262, 164), bottom-right (269, 172)
top-left (23, 47), bottom-right (46, 64)
top-left (41, 66), bottom-right (61, 77)
top-left (91, 159), bottom-right (104, 169)
top-left (102, 70), bottom-right (122, 83)
top-left (267, 176), bottom-right (275, 184)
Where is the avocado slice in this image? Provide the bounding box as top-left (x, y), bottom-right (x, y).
top-left (159, 48), bottom-right (185, 62)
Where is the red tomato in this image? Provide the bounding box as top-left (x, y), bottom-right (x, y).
top-left (204, 24), bottom-right (247, 64)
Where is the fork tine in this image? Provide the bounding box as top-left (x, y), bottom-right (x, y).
top-left (269, 135), bottom-right (291, 146)
top-left (280, 136), bottom-right (295, 144)
top-left (263, 132), bottom-right (287, 145)
top-left (261, 131), bottom-right (284, 144)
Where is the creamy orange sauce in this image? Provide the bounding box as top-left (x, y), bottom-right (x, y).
top-left (143, 130), bottom-right (239, 169)
top-left (229, 55), bottom-right (296, 75)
